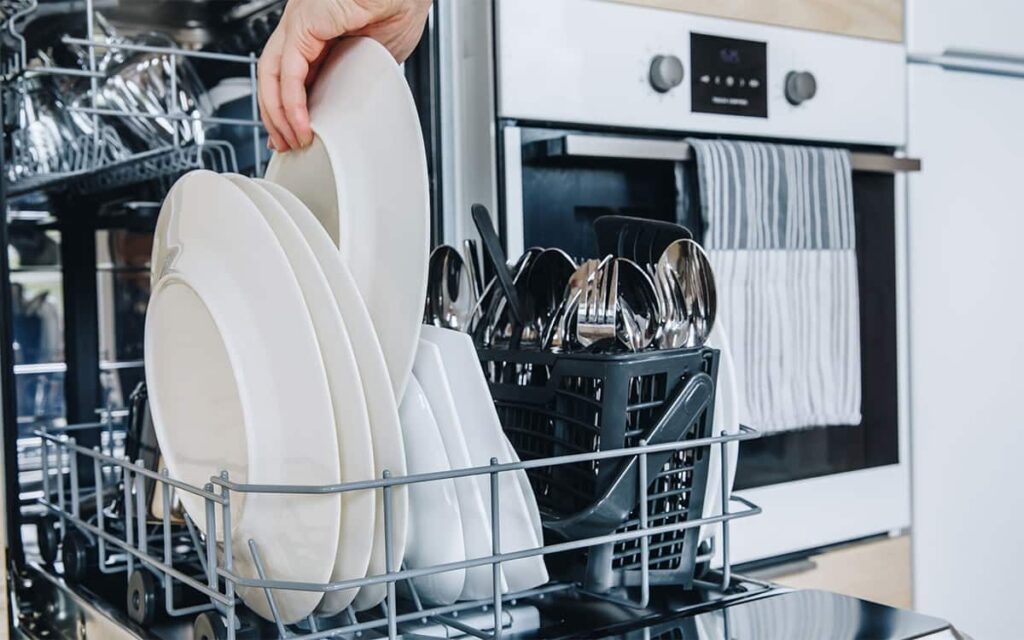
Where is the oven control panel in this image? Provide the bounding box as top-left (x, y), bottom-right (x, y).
top-left (497, 0), bottom-right (906, 145)
top-left (690, 32), bottom-right (767, 118)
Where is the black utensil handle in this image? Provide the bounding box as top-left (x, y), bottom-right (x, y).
top-left (594, 215), bottom-right (694, 264)
top-left (471, 204), bottom-right (525, 325)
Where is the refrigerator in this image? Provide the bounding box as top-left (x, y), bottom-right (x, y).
top-left (907, 1), bottom-right (1024, 637)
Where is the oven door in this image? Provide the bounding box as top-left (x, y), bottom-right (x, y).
top-left (500, 124), bottom-right (911, 562)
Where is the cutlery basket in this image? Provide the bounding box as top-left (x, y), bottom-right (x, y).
top-left (478, 345), bottom-right (718, 593)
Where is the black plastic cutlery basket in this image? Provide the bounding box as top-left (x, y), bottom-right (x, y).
top-left (478, 345), bottom-right (718, 593)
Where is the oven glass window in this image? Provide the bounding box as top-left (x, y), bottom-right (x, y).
top-left (515, 127), bottom-right (900, 489)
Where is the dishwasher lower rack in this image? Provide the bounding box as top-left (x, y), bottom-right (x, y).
top-left (20, 420), bottom-right (763, 640)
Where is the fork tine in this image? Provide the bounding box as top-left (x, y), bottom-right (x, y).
top-left (578, 260), bottom-right (592, 325)
top-left (593, 260), bottom-right (607, 326)
top-left (588, 260), bottom-right (600, 323)
top-left (608, 259), bottom-right (620, 325)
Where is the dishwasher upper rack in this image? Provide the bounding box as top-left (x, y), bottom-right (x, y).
top-left (30, 416), bottom-right (763, 640)
top-left (1, 0), bottom-right (265, 196)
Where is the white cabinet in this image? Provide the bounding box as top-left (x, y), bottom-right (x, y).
top-left (907, 56), bottom-right (1024, 640)
top-left (907, 0), bottom-right (1024, 52)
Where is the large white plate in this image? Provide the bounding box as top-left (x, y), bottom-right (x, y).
top-left (226, 175), bottom-right (375, 611)
top-left (700, 323), bottom-right (740, 544)
top-left (419, 326), bottom-right (548, 593)
top-left (413, 340), bottom-right (508, 600)
top-left (146, 171), bottom-right (341, 623)
top-left (265, 37), bottom-right (430, 402)
top-left (399, 375), bottom-right (466, 605)
top-left (254, 180), bottom-right (408, 613)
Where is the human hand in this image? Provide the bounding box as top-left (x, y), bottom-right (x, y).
top-left (258, 0), bottom-right (432, 151)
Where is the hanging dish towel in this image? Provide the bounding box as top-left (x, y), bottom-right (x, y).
top-left (687, 139), bottom-right (861, 432)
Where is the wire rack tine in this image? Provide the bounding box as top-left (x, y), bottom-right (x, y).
top-left (490, 458), bottom-right (503, 640)
top-left (249, 540), bottom-right (288, 638)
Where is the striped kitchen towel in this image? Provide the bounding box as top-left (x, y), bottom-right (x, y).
top-left (687, 139), bottom-right (861, 432)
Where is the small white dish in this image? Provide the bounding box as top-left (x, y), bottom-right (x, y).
top-left (399, 375), bottom-right (467, 605)
top-left (419, 326), bottom-right (548, 593)
top-left (700, 323), bottom-right (740, 544)
top-left (413, 340), bottom-right (508, 600)
top-left (226, 176), bottom-right (375, 612)
top-left (146, 171), bottom-right (341, 623)
top-left (254, 180), bottom-right (409, 613)
top-left (502, 438), bottom-right (543, 545)
top-left (265, 37), bottom-right (429, 402)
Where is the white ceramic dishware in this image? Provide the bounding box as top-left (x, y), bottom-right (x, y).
top-left (225, 175), bottom-right (376, 611)
top-left (399, 376), bottom-right (467, 605)
top-left (503, 439), bottom-right (543, 545)
top-left (419, 326), bottom-right (548, 592)
top-left (412, 340), bottom-right (508, 600)
top-left (253, 179), bottom-right (409, 613)
top-left (145, 171), bottom-right (341, 623)
top-left (700, 322), bottom-right (741, 544)
top-left (265, 37), bottom-right (430, 402)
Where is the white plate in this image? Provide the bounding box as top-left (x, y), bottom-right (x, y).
top-left (419, 326), bottom-right (548, 593)
top-left (399, 375), bottom-right (467, 605)
top-left (413, 341), bottom-right (508, 600)
top-left (254, 180), bottom-right (409, 613)
top-left (502, 438), bottom-right (543, 545)
top-left (700, 323), bottom-right (740, 544)
top-left (225, 175), bottom-right (375, 612)
top-left (146, 171), bottom-right (341, 623)
top-left (265, 37), bottom-right (429, 402)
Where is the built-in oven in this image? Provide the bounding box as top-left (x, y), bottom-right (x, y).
top-left (437, 0), bottom-right (919, 562)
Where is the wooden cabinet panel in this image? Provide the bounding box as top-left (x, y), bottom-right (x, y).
top-left (605, 0), bottom-right (904, 42)
top-left (772, 536), bottom-right (912, 610)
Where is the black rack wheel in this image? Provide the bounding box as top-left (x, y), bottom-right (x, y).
top-left (193, 611), bottom-right (229, 640)
top-left (126, 569), bottom-right (162, 626)
top-left (61, 529), bottom-right (96, 584)
top-left (35, 517), bottom-right (60, 565)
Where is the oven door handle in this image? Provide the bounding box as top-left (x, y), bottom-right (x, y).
top-left (524, 134), bottom-right (694, 163)
top-left (524, 133), bottom-right (921, 173)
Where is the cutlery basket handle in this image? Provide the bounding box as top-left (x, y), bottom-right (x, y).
top-left (542, 372), bottom-right (714, 539)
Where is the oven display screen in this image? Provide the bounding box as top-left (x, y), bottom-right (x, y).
top-left (691, 33), bottom-right (767, 118)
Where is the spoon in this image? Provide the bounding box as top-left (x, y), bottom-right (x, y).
top-left (426, 245), bottom-right (477, 332)
top-left (614, 258), bottom-right (659, 352)
top-left (656, 239), bottom-right (717, 348)
top-left (525, 248), bottom-right (577, 345)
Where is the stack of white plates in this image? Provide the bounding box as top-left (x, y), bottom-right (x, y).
top-left (145, 38), bottom-right (546, 625)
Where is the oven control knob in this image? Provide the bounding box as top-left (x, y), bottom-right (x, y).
top-left (649, 55), bottom-right (685, 93)
top-left (785, 70), bottom-right (817, 105)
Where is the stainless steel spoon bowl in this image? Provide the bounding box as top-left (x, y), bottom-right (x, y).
top-left (614, 258), bottom-right (659, 352)
top-left (525, 247), bottom-right (577, 344)
top-left (656, 239), bottom-right (717, 348)
top-left (426, 245), bottom-right (477, 332)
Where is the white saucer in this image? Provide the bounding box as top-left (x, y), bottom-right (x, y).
top-left (226, 175), bottom-right (376, 611)
top-left (254, 179), bottom-right (409, 613)
top-left (146, 171), bottom-right (341, 623)
top-left (399, 375), bottom-right (467, 605)
top-left (265, 37), bottom-right (430, 402)
top-left (413, 340), bottom-right (508, 600)
top-left (418, 327), bottom-right (548, 593)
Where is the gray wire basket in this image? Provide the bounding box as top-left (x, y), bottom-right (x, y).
top-left (478, 345), bottom-right (718, 594)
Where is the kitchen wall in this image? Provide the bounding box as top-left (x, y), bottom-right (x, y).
top-left (607, 0), bottom-right (903, 41)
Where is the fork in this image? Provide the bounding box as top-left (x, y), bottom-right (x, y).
top-left (576, 257), bottom-right (617, 348)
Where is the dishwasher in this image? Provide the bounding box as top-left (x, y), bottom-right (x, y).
top-left (0, 1), bottom-right (957, 638)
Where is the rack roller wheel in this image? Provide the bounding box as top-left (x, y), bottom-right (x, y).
top-left (36, 517), bottom-right (60, 565)
top-left (127, 569), bottom-right (162, 626)
top-left (61, 529), bottom-right (95, 584)
top-left (193, 611), bottom-right (229, 640)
